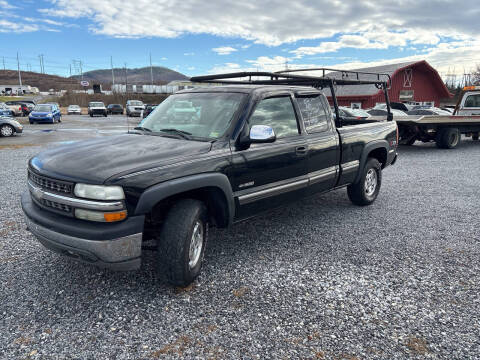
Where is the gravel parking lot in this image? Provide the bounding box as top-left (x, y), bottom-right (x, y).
top-left (1, 118), bottom-right (479, 359)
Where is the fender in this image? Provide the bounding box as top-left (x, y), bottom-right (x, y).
top-left (134, 173), bottom-right (235, 225)
top-left (354, 140), bottom-right (389, 184)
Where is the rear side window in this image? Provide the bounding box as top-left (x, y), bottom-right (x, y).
top-left (464, 94), bottom-right (480, 108)
top-left (296, 95), bottom-right (329, 133)
top-left (249, 97), bottom-right (299, 138)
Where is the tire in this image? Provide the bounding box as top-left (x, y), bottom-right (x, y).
top-left (473, 133), bottom-right (479, 141)
top-left (436, 128), bottom-right (460, 149)
top-left (90, 113), bottom-right (93, 118)
top-left (156, 199), bottom-right (208, 287)
top-left (104, 112), bottom-right (107, 117)
top-left (347, 158), bottom-right (382, 206)
top-left (405, 137), bottom-right (416, 146)
top-left (0, 124), bottom-right (15, 137)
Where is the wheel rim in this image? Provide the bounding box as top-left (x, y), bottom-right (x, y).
top-left (449, 132), bottom-right (459, 147)
top-left (188, 221), bottom-right (204, 269)
top-left (1, 125), bottom-right (13, 137)
top-left (365, 168), bottom-right (377, 196)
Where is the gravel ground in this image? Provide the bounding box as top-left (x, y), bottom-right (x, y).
top-left (1, 138), bottom-right (479, 359)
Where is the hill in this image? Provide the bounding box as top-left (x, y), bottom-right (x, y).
top-left (0, 70), bottom-right (79, 92)
top-left (70, 66), bottom-right (188, 85)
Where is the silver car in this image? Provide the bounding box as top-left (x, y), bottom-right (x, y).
top-left (67, 104), bottom-right (82, 115)
top-left (0, 116), bottom-right (23, 137)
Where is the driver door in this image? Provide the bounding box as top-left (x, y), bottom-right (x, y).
top-left (231, 94), bottom-right (309, 219)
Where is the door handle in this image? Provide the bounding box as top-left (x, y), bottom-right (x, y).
top-left (295, 146), bottom-right (308, 154)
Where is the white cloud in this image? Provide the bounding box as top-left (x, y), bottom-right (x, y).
top-left (212, 46), bottom-right (237, 55)
top-left (0, 19), bottom-right (38, 33)
top-left (0, 0), bottom-right (16, 9)
top-left (184, 52), bottom-right (195, 56)
top-left (39, 0), bottom-right (480, 47)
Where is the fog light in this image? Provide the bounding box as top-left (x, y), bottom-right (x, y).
top-left (75, 209), bottom-right (127, 222)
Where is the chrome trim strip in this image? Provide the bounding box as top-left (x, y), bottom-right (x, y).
top-left (238, 178), bottom-right (308, 205)
top-left (341, 160), bottom-right (359, 173)
top-left (308, 166), bottom-right (337, 185)
top-left (28, 181), bottom-right (124, 211)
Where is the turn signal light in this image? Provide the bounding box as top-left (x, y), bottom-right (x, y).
top-left (104, 211), bottom-right (127, 222)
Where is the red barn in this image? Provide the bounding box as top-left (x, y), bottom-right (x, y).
top-left (326, 60), bottom-right (452, 109)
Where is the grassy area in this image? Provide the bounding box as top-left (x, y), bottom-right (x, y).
top-left (0, 96), bottom-right (24, 102)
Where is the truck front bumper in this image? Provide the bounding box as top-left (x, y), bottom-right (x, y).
top-left (21, 191), bottom-right (144, 271)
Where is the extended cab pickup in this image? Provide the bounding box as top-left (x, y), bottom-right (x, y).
top-left (21, 70), bottom-right (398, 286)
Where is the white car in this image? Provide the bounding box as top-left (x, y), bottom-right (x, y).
top-left (87, 102), bottom-right (107, 117)
top-left (4, 102), bottom-right (22, 116)
top-left (126, 100), bottom-right (145, 117)
top-left (67, 105), bottom-right (82, 115)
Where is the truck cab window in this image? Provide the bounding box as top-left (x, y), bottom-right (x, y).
top-left (249, 97), bottom-right (299, 138)
top-left (464, 94), bottom-right (480, 108)
top-left (296, 95), bottom-right (329, 133)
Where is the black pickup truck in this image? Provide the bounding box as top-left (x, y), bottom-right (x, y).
top-left (21, 70), bottom-right (398, 286)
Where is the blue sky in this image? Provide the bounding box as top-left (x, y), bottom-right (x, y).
top-left (1, 0), bottom-right (480, 79)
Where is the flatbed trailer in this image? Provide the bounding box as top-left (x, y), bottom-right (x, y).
top-left (396, 86), bottom-right (480, 149)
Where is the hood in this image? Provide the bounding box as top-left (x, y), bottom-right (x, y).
top-left (30, 134), bottom-right (212, 184)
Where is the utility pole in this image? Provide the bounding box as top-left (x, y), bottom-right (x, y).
top-left (124, 63), bottom-right (128, 94)
top-left (111, 56), bottom-right (115, 87)
top-left (17, 52), bottom-right (22, 87)
top-left (39, 54), bottom-right (44, 74)
top-left (2, 57), bottom-right (5, 71)
top-left (80, 61), bottom-right (83, 81)
top-left (69, 63), bottom-right (72, 77)
top-left (150, 53), bottom-right (153, 85)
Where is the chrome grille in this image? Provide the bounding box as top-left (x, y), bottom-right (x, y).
top-left (40, 198), bottom-right (72, 213)
top-left (28, 171), bottom-right (73, 194)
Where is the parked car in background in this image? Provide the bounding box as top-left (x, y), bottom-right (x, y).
top-left (126, 100), bottom-right (145, 117)
top-left (29, 104), bottom-right (62, 124)
top-left (20, 103), bottom-right (30, 116)
top-left (407, 107), bottom-right (452, 116)
top-left (0, 102), bottom-right (14, 116)
top-left (143, 104), bottom-right (157, 118)
top-left (88, 102), bottom-right (107, 117)
top-left (373, 102), bottom-right (412, 112)
top-left (333, 107), bottom-right (376, 126)
top-left (5, 101), bottom-right (23, 116)
top-left (0, 116), bottom-right (23, 137)
top-left (67, 105), bottom-right (82, 115)
top-left (367, 108), bottom-right (408, 118)
top-left (107, 104), bottom-right (124, 115)
top-left (5, 100), bottom-right (32, 116)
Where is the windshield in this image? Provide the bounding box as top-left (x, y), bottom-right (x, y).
top-left (129, 101), bottom-right (143, 106)
top-left (90, 102), bottom-right (104, 107)
top-left (34, 105), bottom-right (52, 112)
top-left (139, 92), bottom-right (245, 139)
top-left (69, 105), bottom-right (80, 108)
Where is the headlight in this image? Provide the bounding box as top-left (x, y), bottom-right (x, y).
top-left (74, 184), bottom-right (125, 200)
top-left (47, 113), bottom-right (53, 117)
top-left (12, 120), bottom-right (21, 126)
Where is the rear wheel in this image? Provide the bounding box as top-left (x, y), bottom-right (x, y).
top-left (436, 128), bottom-right (460, 149)
top-left (405, 136), bottom-right (416, 146)
top-left (0, 124), bottom-right (14, 137)
top-left (156, 199), bottom-right (208, 286)
top-left (347, 158), bottom-right (382, 206)
top-left (472, 133), bottom-right (479, 141)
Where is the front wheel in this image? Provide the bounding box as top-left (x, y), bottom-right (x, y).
top-left (347, 158), bottom-right (382, 206)
top-left (156, 199), bottom-right (208, 287)
top-left (0, 124), bottom-right (15, 137)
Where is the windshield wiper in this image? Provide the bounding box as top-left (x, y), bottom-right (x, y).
top-left (159, 128), bottom-right (192, 139)
top-left (132, 126), bottom-right (152, 132)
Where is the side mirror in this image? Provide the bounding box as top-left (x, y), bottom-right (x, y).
top-left (249, 125), bottom-right (276, 143)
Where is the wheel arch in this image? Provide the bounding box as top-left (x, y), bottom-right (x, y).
top-left (354, 140), bottom-right (388, 184)
top-left (134, 173), bottom-right (235, 228)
